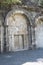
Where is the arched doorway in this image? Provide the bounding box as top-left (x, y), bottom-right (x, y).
top-left (35, 16), bottom-right (43, 48)
top-left (5, 10), bottom-right (31, 52)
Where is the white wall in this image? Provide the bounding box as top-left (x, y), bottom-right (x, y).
top-left (35, 20), bottom-right (43, 48)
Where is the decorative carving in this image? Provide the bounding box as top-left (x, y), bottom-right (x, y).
top-left (36, 17), bottom-right (43, 26)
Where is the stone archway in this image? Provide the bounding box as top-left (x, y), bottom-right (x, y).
top-left (5, 9), bottom-right (31, 52)
top-left (35, 16), bottom-right (43, 48)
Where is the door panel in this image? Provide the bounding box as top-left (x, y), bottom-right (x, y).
top-left (24, 35), bottom-right (29, 49)
top-left (14, 35), bottom-right (19, 50)
top-left (19, 35), bottom-right (23, 49)
top-left (14, 35), bottom-right (28, 51)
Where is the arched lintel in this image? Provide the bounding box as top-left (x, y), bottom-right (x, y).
top-left (5, 8), bottom-right (32, 26)
top-left (35, 15), bottom-right (43, 26)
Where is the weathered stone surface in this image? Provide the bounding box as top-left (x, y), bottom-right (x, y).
top-left (35, 16), bottom-right (43, 48)
top-left (0, 0), bottom-right (43, 52)
top-left (5, 7), bottom-right (43, 52)
top-left (0, 15), bottom-right (4, 52)
top-left (5, 10), bottom-right (30, 52)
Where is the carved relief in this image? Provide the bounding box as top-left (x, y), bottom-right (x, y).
top-left (8, 13), bottom-right (28, 34)
top-left (6, 12), bottom-right (29, 51)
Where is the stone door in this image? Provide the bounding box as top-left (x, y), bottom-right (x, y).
top-left (14, 35), bottom-right (23, 51)
top-left (35, 17), bottom-right (43, 48)
top-left (14, 34), bottom-right (29, 51)
top-left (6, 13), bottom-right (30, 52)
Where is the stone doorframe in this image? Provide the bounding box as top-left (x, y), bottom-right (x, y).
top-left (5, 8), bottom-right (33, 51)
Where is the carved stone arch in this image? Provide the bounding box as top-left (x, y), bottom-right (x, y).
top-left (35, 13), bottom-right (42, 25)
top-left (35, 16), bottom-right (43, 25)
top-left (5, 8), bottom-right (32, 26)
top-left (5, 9), bottom-right (32, 52)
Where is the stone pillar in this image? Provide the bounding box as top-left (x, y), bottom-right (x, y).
top-left (0, 26), bottom-right (1, 53)
top-left (11, 35), bottom-right (15, 51)
top-left (0, 14), bottom-right (4, 53)
top-left (3, 25), bottom-right (7, 52)
top-left (1, 26), bottom-right (4, 52)
top-left (29, 25), bottom-right (32, 49)
top-left (9, 35), bottom-right (12, 51)
top-left (32, 27), bottom-right (36, 49)
top-left (6, 25), bottom-right (9, 52)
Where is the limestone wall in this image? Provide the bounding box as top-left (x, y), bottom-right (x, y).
top-left (35, 16), bottom-right (43, 48)
top-left (0, 6), bottom-right (43, 52)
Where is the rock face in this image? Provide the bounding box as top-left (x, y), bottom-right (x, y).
top-left (0, 0), bottom-right (43, 52)
top-left (22, 0), bottom-right (43, 6)
top-left (22, 0), bottom-right (37, 5)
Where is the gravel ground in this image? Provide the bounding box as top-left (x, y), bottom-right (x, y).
top-left (0, 48), bottom-right (43, 65)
